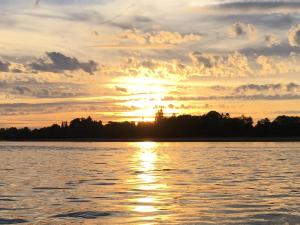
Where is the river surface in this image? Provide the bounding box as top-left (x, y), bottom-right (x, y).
top-left (0, 142), bottom-right (299, 225)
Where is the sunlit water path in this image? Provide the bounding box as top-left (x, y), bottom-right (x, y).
top-left (0, 142), bottom-right (299, 224)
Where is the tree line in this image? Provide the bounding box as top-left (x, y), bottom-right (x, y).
top-left (0, 110), bottom-right (300, 140)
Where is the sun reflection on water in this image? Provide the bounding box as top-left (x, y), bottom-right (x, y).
top-left (139, 146), bottom-right (157, 172)
top-left (129, 142), bottom-right (170, 220)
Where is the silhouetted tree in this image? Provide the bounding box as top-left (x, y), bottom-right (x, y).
top-left (155, 108), bottom-right (164, 123)
top-left (0, 112), bottom-right (300, 140)
top-left (255, 118), bottom-right (272, 136)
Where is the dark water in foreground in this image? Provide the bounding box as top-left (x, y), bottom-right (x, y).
top-left (0, 142), bottom-right (299, 225)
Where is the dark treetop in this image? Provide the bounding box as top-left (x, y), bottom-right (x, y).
top-left (0, 110), bottom-right (300, 140)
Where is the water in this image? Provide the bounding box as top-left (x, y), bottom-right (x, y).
top-left (0, 142), bottom-right (299, 225)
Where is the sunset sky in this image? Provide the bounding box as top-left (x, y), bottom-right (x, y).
top-left (1, 0), bottom-right (300, 127)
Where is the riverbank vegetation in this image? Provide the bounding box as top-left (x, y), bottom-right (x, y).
top-left (1, 110), bottom-right (300, 140)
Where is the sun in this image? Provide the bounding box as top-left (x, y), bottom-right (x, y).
top-left (118, 77), bottom-right (176, 121)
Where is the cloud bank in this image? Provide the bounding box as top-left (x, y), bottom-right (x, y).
top-left (29, 52), bottom-right (98, 74)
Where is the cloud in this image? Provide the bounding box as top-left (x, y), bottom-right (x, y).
top-left (233, 82), bottom-right (300, 99)
top-left (288, 24), bottom-right (300, 47)
top-left (0, 58), bottom-right (10, 72)
top-left (101, 49), bottom-right (299, 79)
top-left (94, 44), bottom-right (173, 49)
top-left (287, 82), bottom-right (300, 92)
top-left (235, 83), bottom-right (282, 93)
top-left (163, 94), bottom-right (300, 101)
top-left (148, 31), bottom-right (202, 45)
top-left (100, 56), bottom-right (192, 80)
top-left (164, 82), bottom-right (300, 102)
top-left (228, 22), bottom-right (257, 40)
top-left (211, 13), bottom-right (296, 31)
top-left (35, 0), bottom-right (41, 6)
top-left (255, 55), bottom-right (297, 75)
top-left (115, 86), bottom-right (128, 93)
top-left (256, 55), bottom-right (274, 74)
top-left (0, 99), bottom-right (132, 116)
top-left (190, 51), bottom-right (252, 77)
top-left (241, 42), bottom-right (300, 57)
top-left (265, 34), bottom-right (281, 47)
top-left (189, 52), bottom-right (216, 68)
top-left (191, 1), bottom-right (300, 14)
top-left (133, 15), bottom-right (152, 23)
top-left (120, 29), bottom-right (202, 45)
top-left (29, 52), bottom-right (98, 74)
top-left (165, 82), bottom-right (300, 103)
top-left (13, 86), bottom-right (31, 95)
top-left (0, 75), bottom-right (89, 99)
top-left (232, 83), bottom-right (300, 100)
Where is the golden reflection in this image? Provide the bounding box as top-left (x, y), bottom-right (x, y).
top-left (128, 142), bottom-right (170, 219)
top-left (139, 145), bottom-right (157, 171)
top-left (138, 141), bottom-right (157, 150)
top-left (134, 205), bottom-right (157, 213)
top-left (137, 197), bottom-right (155, 203)
top-left (135, 142), bottom-right (159, 192)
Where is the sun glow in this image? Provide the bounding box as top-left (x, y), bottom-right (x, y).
top-left (118, 77), bottom-right (177, 121)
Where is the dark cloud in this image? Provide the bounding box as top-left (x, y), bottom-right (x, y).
top-left (103, 15), bottom-right (152, 30)
top-left (13, 86), bottom-right (31, 95)
top-left (115, 86), bottom-right (128, 93)
top-left (0, 99), bottom-right (130, 116)
top-left (190, 51), bottom-right (215, 68)
top-left (228, 22), bottom-right (257, 40)
top-left (288, 24), bottom-right (300, 47)
top-left (0, 59), bottom-right (10, 72)
top-left (35, 0), bottom-right (40, 6)
top-left (202, 1), bottom-right (300, 13)
top-left (214, 13), bottom-right (296, 29)
top-left (163, 83), bottom-right (300, 102)
top-left (241, 42), bottom-right (300, 56)
top-left (0, 81), bottom-right (7, 88)
top-left (218, 1), bottom-right (300, 10)
top-left (11, 68), bottom-right (22, 73)
top-left (134, 16), bottom-right (152, 23)
top-left (265, 34), bottom-right (281, 47)
top-left (168, 104), bottom-right (174, 109)
top-left (189, 51), bottom-right (252, 77)
top-left (235, 83), bottom-right (300, 95)
top-left (107, 21), bottom-right (133, 30)
top-left (29, 52), bottom-right (98, 74)
top-left (0, 79), bottom-right (87, 99)
top-left (163, 94), bottom-right (300, 101)
top-left (235, 83), bottom-right (283, 93)
top-left (210, 85), bottom-right (229, 91)
top-left (287, 82), bottom-right (300, 92)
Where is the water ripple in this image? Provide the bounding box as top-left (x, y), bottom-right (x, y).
top-left (53, 211), bottom-right (113, 219)
top-left (0, 218), bottom-right (28, 224)
top-left (0, 142), bottom-right (299, 224)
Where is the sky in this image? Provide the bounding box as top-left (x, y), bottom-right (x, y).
top-left (0, 0), bottom-right (300, 127)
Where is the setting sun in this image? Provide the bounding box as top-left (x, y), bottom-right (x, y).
top-left (118, 77), bottom-right (176, 121)
top-left (1, 1), bottom-right (300, 224)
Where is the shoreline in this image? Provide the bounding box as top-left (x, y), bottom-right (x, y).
top-left (1, 137), bottom-right (300, 142)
